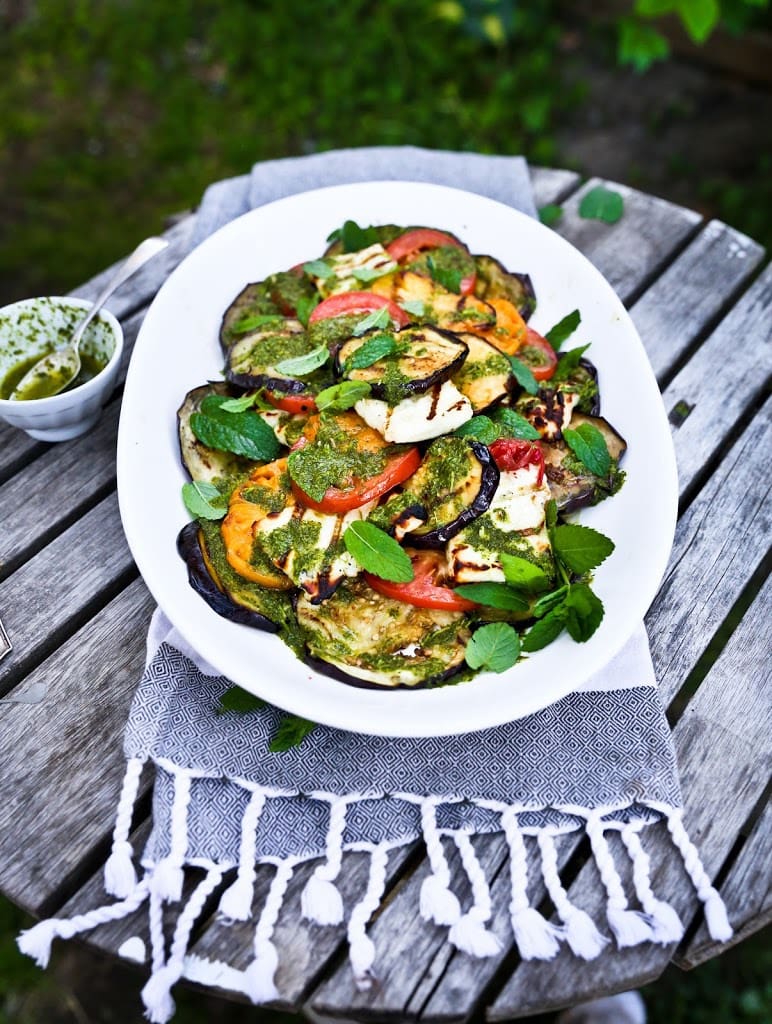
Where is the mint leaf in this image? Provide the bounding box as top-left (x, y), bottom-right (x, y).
top-left (274, 343), bottom-right (330, 376)
top-left (345, 333), bottom-right (397, 371)
top-left (191, 396), bottom-right (280, 461)
top-left (563, 422), bottom-right (611, 477)
top-left (231, 313), bottom-right (284, 335)
top-left (216, 686), bottom-right (266, 715)
top-left (182, 480), bottom-right (227, 521)
top-left (552, 523), bottom-right (615, 575)
top-left (352, 306), bottom-right (391, 336)
top-left (454, 583), bottom-right (529, 612)
top-left (218, 392), bottom-right (260, 413)
top-left (532, 585), bottom-right (569, 619)
top-left (492, 407), bottom-right (541, 441)
top-left (539, 204), bottom-right (563, 227)
top-left (344, 521), bottom-right (414, 582)
top-left (315, 380), bottom-right (372, 411)
top-left (509, 356), bottom-right (539, 396)
top-left (303, 259), bottom-right (334, 279)
top-left (295, 294), bottom-right (320, 327)
top-left (269, 714), bottom-right (316, 752)
top-left (465, 622), bottom-right (521, 672)
top-left (328, 220), bottom-right (380, 252)
top-left (352, 264), bottom-right (395, 283)
top-left (553, 344), bottom-right (592, 381)
top-left (545, 309), bottom-right (581, 351)
top-left (428, 255), bottom-right (463, 294)
top-left (453, 415), bottom-right (501, 445)
top-left (521, 606), bottom-right (567, 652)
top-left (401, 299), bottom-right (425, 317)
top-left (563, 583), bottom-right (604, 642)
top-left (579, 186), bottom-right (624, 225)
top-left (500, 554), bottom-right (550, 593)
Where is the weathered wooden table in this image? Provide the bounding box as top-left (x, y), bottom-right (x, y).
top-left (0, 168), bottom-right (769, 1022)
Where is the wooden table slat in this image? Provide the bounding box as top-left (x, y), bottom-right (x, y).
top-left (661, 262), bottom-right (772, 503)
top-left (0, 578), bottom-right (154, 913)
top-left (631, 219), bottom-right (766, 384)
top-left (487, 572), bottom-right (772, 1021)
top-left (0, 492), bottom-right (135, 696)
top-left (555, 179), bottom-right (702, 305)
top-left (646, 394), bottom-right (772, 705)
top-left (528, 167), bottom-right (581, 208)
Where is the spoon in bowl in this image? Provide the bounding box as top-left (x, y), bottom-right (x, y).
top-left (9, 236), bottom-right (170, 401)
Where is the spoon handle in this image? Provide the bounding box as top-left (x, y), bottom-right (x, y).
top-left (72, 236), bottom-right (170, 347)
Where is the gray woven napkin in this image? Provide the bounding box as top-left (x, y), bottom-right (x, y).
top-left (18, 148), bottom-right (731, 1024)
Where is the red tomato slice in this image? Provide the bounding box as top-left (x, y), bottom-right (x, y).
top-left (488, 439), bottom-right (545, 485)
top-left (365, 549), bottom-right (478, 611)
top-left (517, 327), bottom-right (558, 381)
top-left (265, 391), bottom-right (317, 415)
top-left (386, 230), bottom-right (476, 296)
top-left (308, 291), bottom-right (410, 327)
top-left (386, 229), bottom-right (464, 262)
top-left (291, 446), bottom-right (421, 514)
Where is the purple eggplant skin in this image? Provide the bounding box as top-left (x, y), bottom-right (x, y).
top-left (303, 654), bottom-right (465, 692)
top-left (410, 440), bottom-right (500, 549)
top-left (336, 326), bottom-right (469, 401)
top-left (219, 282), bottom-right (277, 353)
top-left (226, 370), bottom-right (310, 395)
top-left (177, 522), bottom-right (279, 633)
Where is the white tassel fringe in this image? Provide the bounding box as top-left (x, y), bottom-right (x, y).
top-left (420, 872), bottom-right (461, 926)
top-left (501, 808), bottom-right (563, 960)
top-left (348, 843), bottom-right (389, 990)
top-left (449, 913), bottom-right (502, 957)
top-left (664, 807), bottom-right (733, 942)
top-left (448, 833), bottom-right (501, 957)
top-left (301, 874), bottom-right (344, 926)
top-left (584, 813), bottom-right (653, 949)
top-left (104, 756), bottom-right (145, 898)
top-left (621, 826), bottom-right (683, 945)
top-left (536, 832), bottom-right (608, 960)
top-left (244, 940), bottom-right (279, 1004)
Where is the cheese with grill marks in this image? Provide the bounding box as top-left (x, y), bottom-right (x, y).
top-left (355, 381), bottom-right (473, 443)
top-left (447, 465), bottom-right (553, 584)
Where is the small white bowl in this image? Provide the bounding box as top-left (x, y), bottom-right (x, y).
top-left (0, 296), bottom-right (123, 442)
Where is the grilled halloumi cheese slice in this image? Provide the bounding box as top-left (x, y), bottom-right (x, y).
top-left (310, 243), bottom-right (397, 297)
top-left (255, 499), bottom-right (375, 603)
top-left (514, 390), bottom-right (579, 441)
top-left (371, 270), bottom-right (496, 331)
top-left (355, 380), bottom-right (473, 443)
top-left (447, 464), bottom-right (554, 584)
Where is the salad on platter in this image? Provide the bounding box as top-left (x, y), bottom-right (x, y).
top-left (176, 221), bottom-right (627, 689)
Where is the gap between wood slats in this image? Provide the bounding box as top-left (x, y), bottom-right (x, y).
top-left (0, 569), bottom-right (139, 700)
top-left (654, 254), bottom-right (769, 395)
top-left (676, 375), bottom-right (771, 520)
top-left (666, 552), bottom-right (772, 731)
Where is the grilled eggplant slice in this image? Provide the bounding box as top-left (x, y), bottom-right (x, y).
top-left (542, 413), bottom-right (627, 513)
top-left (219, 282), bottom-right (282, 352)
top-left (452, 333), bottom-right (513, 413)
top-left (297, 577), bottom-right (470, 688)
top-left (553, 358), bottom-right (600, 416)
top-left (473, 255), bottom-right (537, 321)
top-left (226, 319), bottom-right (326, 394)
top-left (177, 521), bottom-right (280, 632)
top-left (337, 326), bottom-right (468, 404)
top-left (177, 383), bottom-right (253, 484)
top-left (391, 437), bottom-right (500, 548)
